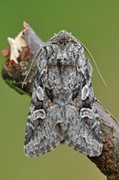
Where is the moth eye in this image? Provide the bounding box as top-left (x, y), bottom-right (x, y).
top-left (45, 87), bottom-right (53, 102)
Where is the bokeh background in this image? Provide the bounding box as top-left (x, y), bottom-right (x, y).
top-left (1, 1), bottom-right (119, 179)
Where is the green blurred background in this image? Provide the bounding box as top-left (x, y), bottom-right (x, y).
top-left (1, 0), bottom-right (119, 179)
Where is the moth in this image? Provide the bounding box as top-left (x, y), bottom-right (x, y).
top-left (24, 30), bottom-right (103, 157)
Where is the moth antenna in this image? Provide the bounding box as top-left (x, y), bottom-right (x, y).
top-left (81, 42), bottom-right (107, 86)
top-left (22, 48), bottom-right (41, 88)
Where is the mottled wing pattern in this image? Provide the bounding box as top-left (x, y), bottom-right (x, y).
top-left (24, 31), bottom-right (103, 157)
top-left (24, 66), bottom-right (64, 157)
top-left (65, 106), bottom-right (102, 157)
top-left (64, 58), bottom-right (102, 157)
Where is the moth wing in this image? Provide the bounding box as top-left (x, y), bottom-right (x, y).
top-left (65, 105), bottom-right (103, 157)
top-left (24, 84), bottom-right (63, 157)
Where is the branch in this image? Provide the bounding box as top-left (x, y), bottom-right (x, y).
top-left (2, 22), bottom-right (43, 95)
top-left (2, 22), bottom-right (119, 180)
